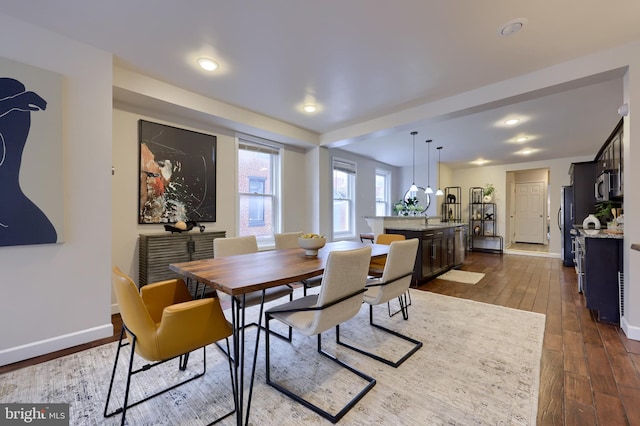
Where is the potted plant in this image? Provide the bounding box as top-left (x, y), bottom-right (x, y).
top-left (594, 202), bottom-right (614, 226)
top-left (483, 184), bottom-right (495, 203)
top-left (393, 197), bottom-right (423, 216)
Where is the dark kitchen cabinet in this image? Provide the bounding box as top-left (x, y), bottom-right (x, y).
top-left (386, 225), bottom-right (462, 285)
top-left (583, 236), bottom-right (623, 324)
top-left (595, 119), bottom-right (623, 199)
top-left (569, 161), bottom-right (597, 225)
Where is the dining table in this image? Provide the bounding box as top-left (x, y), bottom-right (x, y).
top-left (169, 240), bottom-right (390, 426)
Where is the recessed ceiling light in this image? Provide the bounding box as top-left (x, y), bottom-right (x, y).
top-left (197, 57), bottom-right (219, 71)
top-left (516, 148), bottom-right (538, 156)
top-left (471, 159), bottom-right (490, 166)
top-left (505, 119), bottom-right (519, 126)
top-left (303, 104), bottom-right (317, 113)
top-left (516, 136), bottom-right (528, 142)
top-left (498, 18), bottom-right (528, 37)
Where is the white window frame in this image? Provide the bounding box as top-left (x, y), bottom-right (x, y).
top-left (332, 158), bottom-right (356, 239)
top-left (375, 168), bottom-right (391, 216)
top-left (237, 135), bottom-right (282, 248)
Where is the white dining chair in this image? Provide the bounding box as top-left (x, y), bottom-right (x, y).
top-left (265, 246), bottom-right (375, 423)
top-left (213, 236), bottom-right (294, 338)
top-left (337, 238), bottom-right (423, 367)
top-left (274, 231), bottom-right (323, 295)
top-left (273, 231), bottom-right (302, 249)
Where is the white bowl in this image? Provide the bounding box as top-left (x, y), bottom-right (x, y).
top-left (298, 237), bottom-right (326, 257)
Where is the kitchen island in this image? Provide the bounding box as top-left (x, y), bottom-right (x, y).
top-left (574, 227), bottom-right (623, 323)
top-left (383, 223), bottom-right (468, 286)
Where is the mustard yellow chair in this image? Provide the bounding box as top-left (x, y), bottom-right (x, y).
top-left (104, 267), bottom-right (235, 426)
top-left (368, 233), bottom-right (406, 277)
top-left (338, 238), bottom-right (422, 367)
top-left (369, 234), bottom-right (411, 316)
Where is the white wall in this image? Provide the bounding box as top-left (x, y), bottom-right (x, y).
top-left (452, 155), bottom-right (592, 255)
top-left (328, 148), bottom-right (400, 239)
top-left (111, 105), bottom-right (313, 295)
top-left (2, 15), bottom-right (640, 366)
top-left (0, 14), bottom-right (113, 365)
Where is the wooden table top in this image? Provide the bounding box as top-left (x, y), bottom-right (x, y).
top-left (169, 240), bottom-right (389, 296)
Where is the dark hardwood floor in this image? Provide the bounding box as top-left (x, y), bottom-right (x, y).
top-left (2, 252), bottom-right (639, 425)
top-left (417, 252), bottom-right (640, 426)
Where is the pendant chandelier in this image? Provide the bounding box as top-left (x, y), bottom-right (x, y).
top-left (425, 139), bottom-right (434, 194)
top-left (436, 146), bottom-right (444, 196)
top-left (408, 131), bottom-right (418, 193)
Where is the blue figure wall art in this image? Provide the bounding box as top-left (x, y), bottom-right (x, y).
top-left (0, 77), bottom-right (57, 246)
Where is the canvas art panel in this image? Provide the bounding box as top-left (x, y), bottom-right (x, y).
top-left (138, 120), bottom-right (216, 224)
top-left (0, 57), bottom-right (64, 247)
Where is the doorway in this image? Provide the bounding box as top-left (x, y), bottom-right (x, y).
top-left (506, 169), bottom-right (550, 254)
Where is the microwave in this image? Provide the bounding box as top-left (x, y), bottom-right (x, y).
top-left (595, 171), bottom-right (610, 202)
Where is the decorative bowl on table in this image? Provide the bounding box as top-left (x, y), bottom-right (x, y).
top-left (298, 234), bottom-right (326, 257)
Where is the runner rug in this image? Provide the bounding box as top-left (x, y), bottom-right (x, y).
top-left (438, 270), bottom-right (486, 285)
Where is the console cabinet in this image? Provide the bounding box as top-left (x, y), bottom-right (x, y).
top-left (139, 231), bottom-right (226, 288)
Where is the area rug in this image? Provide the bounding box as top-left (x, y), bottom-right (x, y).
top-left (438, 270), bottom-right (485, 285)
top-left (0, 290), bottom-right (545, 425)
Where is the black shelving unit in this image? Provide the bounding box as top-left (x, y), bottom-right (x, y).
top-left (468, 187), bottom-right (503, 254)
top-left (441, 186), bottom-right (462, 223)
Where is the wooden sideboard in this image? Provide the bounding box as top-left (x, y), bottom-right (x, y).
top-left (139, 231), bottom-right (226, 288)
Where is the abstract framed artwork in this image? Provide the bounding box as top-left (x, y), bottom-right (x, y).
top-left (138, 120), bottom-right (216, 224)
top-left (0, 57), bottom-right (64, 247)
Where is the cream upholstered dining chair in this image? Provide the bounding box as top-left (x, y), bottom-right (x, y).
top-left (274, 231), bottom-right (323, 296)
top-left (105, 267), bottom-right (235, 426)
top-left (265, 246), bottom-right (375, 423)
top-left (273, 231), bottom-right (302, 249)
top-left (337, 238), bottom-right (422, 368)
top-left (214, 235), bottom-right (294, 340)
top-left (369, 233), bottom-right (412, 317)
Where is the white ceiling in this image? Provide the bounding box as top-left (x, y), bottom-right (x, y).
top-left (3, 1), bottom-right (638, 168)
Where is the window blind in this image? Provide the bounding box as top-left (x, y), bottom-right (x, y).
top-left (333, 159), bottom-right (356, 175)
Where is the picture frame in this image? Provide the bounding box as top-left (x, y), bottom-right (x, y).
top-left (138, 120), bottom-right (216, 224)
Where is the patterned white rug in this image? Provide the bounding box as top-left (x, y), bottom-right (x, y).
top-left (0, 290), bottom-right (544, 425)
top-left (438, 270), bottom-right (486, 285)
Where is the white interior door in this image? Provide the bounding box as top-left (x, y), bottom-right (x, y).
top-left (515, 182), bottom-right (545, 244)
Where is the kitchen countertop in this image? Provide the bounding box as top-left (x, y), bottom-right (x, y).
top-left (575, 226), bottom-right (624, 239)
top-left (385, 223), bottom-right (467, 231)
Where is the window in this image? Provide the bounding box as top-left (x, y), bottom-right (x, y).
top-left (333, 158), bottom-right (356, 238)
top-left (238, 138), bottom-right (281, 244)
top-left (248, 177), bottom-right (266, 227)
top-left (375, 169), bottom-right (391, 216)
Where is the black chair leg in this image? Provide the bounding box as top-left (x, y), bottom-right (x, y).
top-left (387, 290), bottom-right (411, 319)
top-left (265, 318), bottom-right (376, 423)
top-left (337, 304), bottom-right (422, 368)
top-left (104, 326), bottom-right (236, 425)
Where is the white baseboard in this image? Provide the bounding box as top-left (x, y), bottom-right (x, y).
top-left (111, 302), bottom-right (120, 315)
top-left (0, 323), bottom-right (113, 367)
top-left (620, 316), bottom-right (640, 341)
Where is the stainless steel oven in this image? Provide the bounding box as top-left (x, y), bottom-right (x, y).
top-left (595, 171), bottom-right (610, 202)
